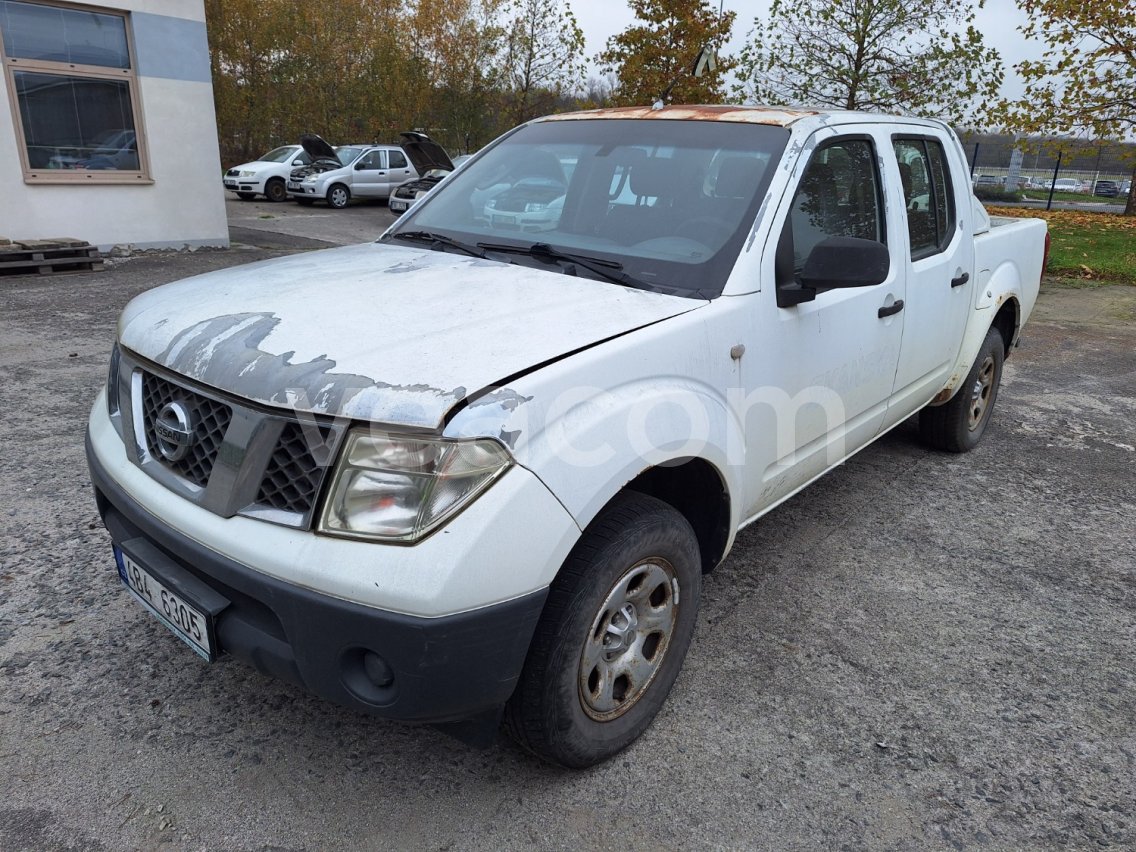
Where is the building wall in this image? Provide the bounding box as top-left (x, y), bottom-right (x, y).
top-left (0, 1), bottom-right (228, 250)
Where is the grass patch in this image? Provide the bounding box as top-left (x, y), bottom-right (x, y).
top-left (984, 206), bottom-right (1136, 285)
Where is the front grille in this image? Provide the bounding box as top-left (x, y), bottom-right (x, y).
top-left (141, 371), bottom-right (232, 487)
top-left (256, 421), bottom-right (328, 515)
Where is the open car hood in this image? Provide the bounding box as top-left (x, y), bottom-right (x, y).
top-left (399, 131), bottom-right (454, 173)
top-left (298, 133), bottom-right (338, 162)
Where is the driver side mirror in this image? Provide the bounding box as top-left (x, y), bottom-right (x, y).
top-left (776, 236), bottom-right (890, 307)
top-left (292, 159), bottom-right (304, 166)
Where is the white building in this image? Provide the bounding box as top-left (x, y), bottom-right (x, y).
top-left (0, 0), bottom-right (227, 250)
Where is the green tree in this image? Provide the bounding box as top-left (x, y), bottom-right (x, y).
top-left (500, 0), bottom-right (585, 125)
top-left (597, 0), bottom-right (736, 107)
top-left (995, 0), bottom-right (1136, 215)
top-left (734, 0), bottom-right (1002, 127)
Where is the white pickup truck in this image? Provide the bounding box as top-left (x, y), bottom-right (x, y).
top-left (86, 105), bottom-right (1047, 768)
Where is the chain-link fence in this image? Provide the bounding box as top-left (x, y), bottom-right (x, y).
top-left (958, 132), bottom-right (1135, 209)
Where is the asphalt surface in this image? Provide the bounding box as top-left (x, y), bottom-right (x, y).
top-left (1, 209), bottom-right (1134, 849)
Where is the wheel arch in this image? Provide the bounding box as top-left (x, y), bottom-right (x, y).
top-left (619, 458), bottom-right (732, 573)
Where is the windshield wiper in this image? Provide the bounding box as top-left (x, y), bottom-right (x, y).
top-left (389, 231), bottom-right (487, 259)
top-left (477, 241), bottom-right (648, 291)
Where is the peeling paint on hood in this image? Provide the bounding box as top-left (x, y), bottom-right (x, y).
top-left (117, 243), bottom-right (702, 429)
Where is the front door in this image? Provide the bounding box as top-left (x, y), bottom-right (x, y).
top-left (740, 130), bottom-right (907, 517)
top-left (352, 149), bottom-right (387, 197)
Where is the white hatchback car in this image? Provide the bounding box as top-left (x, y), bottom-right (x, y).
top-left (224, 145), bottom-right (312, 202)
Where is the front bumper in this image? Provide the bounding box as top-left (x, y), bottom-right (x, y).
top-left (88, 432), bottom-right (549, 731)
top-left (223, 177), bottom-right (265, 194)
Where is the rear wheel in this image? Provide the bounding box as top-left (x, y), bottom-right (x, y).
top-left (919, 326), bottom-right (1005, 452)
top-left (505, 491), bottom-right (701, 768)
top-left (264, 178), bottom-right (288, 203)
top-left (327, 184), bottom-right (350, 209)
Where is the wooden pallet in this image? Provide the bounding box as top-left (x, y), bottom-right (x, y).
top-left (0, 241), bottom-right (103, 277)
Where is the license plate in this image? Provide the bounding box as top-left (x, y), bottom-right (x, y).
top-left (390, 200), bottom-right (406, 211)
top-left (224, 181), bottom-right (236, 188)
top-left (287, 183), bottom-right (301, 191)
top-left (117, 549), bottom-right (214, 660)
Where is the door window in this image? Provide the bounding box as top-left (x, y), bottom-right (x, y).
top-left (786, 139), bottom-right (884, 279)
top-left (357, 150), bottom-right (384, 170)
top-left (893, 138), bottom-right (956, 259)
top-left (389, 150), bottom-right (407, 169)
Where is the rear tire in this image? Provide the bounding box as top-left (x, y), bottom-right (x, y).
top-left (505, 491), bottom-right (701, 768)
top-left (327, 184), bottom-right (350, 209)
top-left (919, 326), bottom-right (1005, 452)
top-left (264, 178), bottom-right (287, 202)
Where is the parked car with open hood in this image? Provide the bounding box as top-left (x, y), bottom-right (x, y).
top-left (224, 145), bottom-right (312, 202)
top-left (389, 153), bottom-right (471, 215)
top-left (286, 132), bottom-right (452, 209)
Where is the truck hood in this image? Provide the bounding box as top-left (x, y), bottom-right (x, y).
top-left (117, 243), bottom-right (702, 429)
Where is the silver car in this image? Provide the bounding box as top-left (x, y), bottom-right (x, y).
top-left (286, 133), bottom-right (452, 209)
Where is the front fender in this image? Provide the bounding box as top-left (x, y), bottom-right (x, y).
top-left (446, 376), bottom-right (745, 536)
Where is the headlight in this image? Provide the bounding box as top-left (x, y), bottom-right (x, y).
top-left (303, 175), bottom-right (318, 183)
top-left (320, 430), bottom-right (512, 542)
top-left (524, 202), bottom-right (549, 212)
top-left (238, 170), bottom-right (256, 178)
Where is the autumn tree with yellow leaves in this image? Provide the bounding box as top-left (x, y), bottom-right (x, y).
top-left (995, 0), bottom-right (1136, 215)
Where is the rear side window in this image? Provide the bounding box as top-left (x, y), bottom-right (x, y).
top-left (389, 150), bottom-right (407, 169)
top-left (893, 138), bottom-right (956, 259)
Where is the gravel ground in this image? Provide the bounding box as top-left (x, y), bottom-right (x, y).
top-left (1, 244), bottom-right (1133, 850)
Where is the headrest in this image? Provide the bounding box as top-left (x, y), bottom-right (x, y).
top-left (714, 157), bottom-right (762, 198)
top-left (630, 158), bottom-right (675, 198)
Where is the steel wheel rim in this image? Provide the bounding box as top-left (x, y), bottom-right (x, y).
top-left (578, 558), bottom-right (679, 722)
top-left (266, 181), bottom-right (286, 202)
top-left (968, 354), bottom-right (996, 431)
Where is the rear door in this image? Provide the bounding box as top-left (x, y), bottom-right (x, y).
top-left (386, 148), bottom-right (415, 197)
top-left (881, 132), bottom-right (975, 428)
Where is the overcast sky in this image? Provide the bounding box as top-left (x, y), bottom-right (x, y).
top-left (569, 0), bottom-right (1047, 104)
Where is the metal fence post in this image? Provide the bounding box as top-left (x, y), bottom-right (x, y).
top-left (1047, 151), bottom-right (1062, 211)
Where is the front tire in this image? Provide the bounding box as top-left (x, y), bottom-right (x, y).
top-left (264, 178), bottom-right (288, 203)
top-left (326, 184), bottom-right (350, 209)
top-left (505, 491), bottom-right (701, 768)
top-left (919, 326), bottom-right (1005, 452)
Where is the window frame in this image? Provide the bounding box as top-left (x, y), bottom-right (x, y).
top-left (891, 134), bottom-right (956, 262)
top-left (776, 133), bottom-right (888, 293)
top-left (1, 0), bottom-right (150, 184)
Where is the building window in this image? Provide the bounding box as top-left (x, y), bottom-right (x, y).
top-left (1, 0), bottom-right (148, 182)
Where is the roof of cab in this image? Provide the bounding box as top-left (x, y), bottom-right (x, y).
top-left (538, 104), bottom-right (820, 127)
top-left (537, 104), bottom-right (949, 133)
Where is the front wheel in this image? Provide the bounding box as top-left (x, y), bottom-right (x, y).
top-left (264, 178), bottom-right (288, 202)
top-left (919, 326), bottom-right (1005, 452)
top-left (326, 184), bottom-right (350, 209)
top-left (505, 491), bottom-right (701, 768)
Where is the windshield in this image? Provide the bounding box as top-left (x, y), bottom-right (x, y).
top-left (384, 119), bottom-right (788, 298)
top-left (259, 146), bottom-right (298, 163)
top-left (335, 146), bottom-right (364, 166)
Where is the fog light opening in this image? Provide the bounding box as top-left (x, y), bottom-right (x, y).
top-left (363, 650), bottom-right (394, 688)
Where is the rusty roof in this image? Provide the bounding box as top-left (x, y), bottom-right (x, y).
top-left (539, 104), bottom-right (820, 127)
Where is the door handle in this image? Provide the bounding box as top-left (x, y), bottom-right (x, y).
top-left (878, 299), bottom-right (904, 318)
top-left (951, 272), bottom-right (970, 288)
